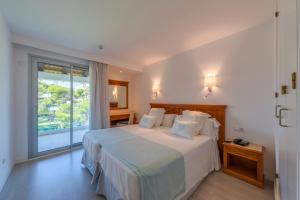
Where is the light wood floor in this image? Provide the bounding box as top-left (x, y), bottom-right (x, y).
top-left (190, 171), bottom-right (274, 200)
top-left (0, 149), bottom-right (274, 200)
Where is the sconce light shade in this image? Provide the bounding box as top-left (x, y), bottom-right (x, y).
top-left (152, 84), bottom-right (160, 98)
top-left (204, 76), bottom-right (216, 88)
top-left (204, 75), bottom-right (216, 97)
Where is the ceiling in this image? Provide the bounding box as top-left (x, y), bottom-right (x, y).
top-left (108, 65), bottom-right (139, 76)
top-left (0, 0), bottom-right (273, 69)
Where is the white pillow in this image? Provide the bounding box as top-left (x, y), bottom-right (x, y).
top-left (182, 110), bottom-right (211, 118)
top-left (149, 108), bottom-right (166, 127)
top-left (139, 115), bottom-right (157, 129)
top-left (174, 115), bottom-right (183, 121)
top-left (201, 118), bottom-right (220, 140)
top-left (182, 111), bottom-right (209, 131)
top-left (161, 114), bottom-right (176, 127)
top-left (171, 119), bottom-right (200, 139)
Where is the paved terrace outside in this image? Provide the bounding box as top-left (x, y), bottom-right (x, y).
top-left (38, 127), bottom-right (87, 152)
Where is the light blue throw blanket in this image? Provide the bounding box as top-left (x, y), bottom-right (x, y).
top-left (88, 128), bottom-right (185, 200)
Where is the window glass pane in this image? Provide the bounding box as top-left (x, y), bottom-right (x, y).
top-left (37, 64), bottom-right (71, 152)
top-left (72, 66), bottom-right (89, 144)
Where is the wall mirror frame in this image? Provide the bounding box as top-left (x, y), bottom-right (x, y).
top-left (108, 79), bottom-right (129, 110)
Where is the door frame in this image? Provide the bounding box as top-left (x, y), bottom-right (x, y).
top-left (28, 55), bottom-right (87, 158)
top-left (297, 0), bottom-right (300, 199)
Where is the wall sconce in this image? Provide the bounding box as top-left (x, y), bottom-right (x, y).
top-left (204, 75), bottom-right (216, 98)
top-left (152, 84), bottom-right (160, 98)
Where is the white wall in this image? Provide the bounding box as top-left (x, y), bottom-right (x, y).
top-left (12, 44), bottom-right (88, 163)
top-left (0, 14), bottom-right (13, 192)
top-left (133, 22), bottom-right (275, 180)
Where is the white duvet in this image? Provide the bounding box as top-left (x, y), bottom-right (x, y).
top-left (83, 125), bottom-right (221, 200)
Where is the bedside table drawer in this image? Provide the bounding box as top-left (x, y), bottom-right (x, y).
top-left (225, 146), bottom-right (260, 160)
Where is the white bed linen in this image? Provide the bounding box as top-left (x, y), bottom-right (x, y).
top-left (83, 125), bottom-right (221, 200)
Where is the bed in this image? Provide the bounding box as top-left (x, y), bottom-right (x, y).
top-left (82, 103), bottom-right (227, 200)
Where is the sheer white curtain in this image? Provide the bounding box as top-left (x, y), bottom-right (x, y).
top-left (89, 61), bottom-right (110, 130)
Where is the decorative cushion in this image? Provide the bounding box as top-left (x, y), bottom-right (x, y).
top-left (161, 114), bottom-right (176, 127)
top-left (139, 115), bottom-right (157, 129)
top-left (148, 108), bottom-right (166, 126)
top-left (171, 119), bottom-right (200, 139)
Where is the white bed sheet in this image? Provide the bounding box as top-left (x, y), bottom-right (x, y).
top-left (83, 125), bottom-right (221, 200)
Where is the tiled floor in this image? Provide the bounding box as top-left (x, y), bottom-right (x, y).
top-left (0, 149), bottom-right (274, 200)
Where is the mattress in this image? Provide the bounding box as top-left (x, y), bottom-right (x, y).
top-left (82, 125), bottom-right (221, 200)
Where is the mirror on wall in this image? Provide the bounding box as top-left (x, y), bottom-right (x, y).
top-left (108, 80), bottom-right (128, 110)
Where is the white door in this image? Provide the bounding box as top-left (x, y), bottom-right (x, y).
top-left (275, 0), bottom-right (299, 199)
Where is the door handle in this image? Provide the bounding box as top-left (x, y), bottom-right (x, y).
top-left (279, 108), bottom-right (289, 127)
top-left (275, 105), bottom-right (282, 118)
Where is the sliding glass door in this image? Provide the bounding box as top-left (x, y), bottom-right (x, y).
top-left (30, 57), bottom-right (89, 157)
top-left (37, 62), bottom-right (71, 152)
top-left (72, 66), bottom-right (90, 144)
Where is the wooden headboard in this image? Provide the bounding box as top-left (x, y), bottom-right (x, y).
top-left (150, 103), bottom-right (227, 150)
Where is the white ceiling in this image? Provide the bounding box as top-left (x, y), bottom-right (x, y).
top-left (108, 65), bottom-right (139, 76)
top-left (0, 0), bottom-right (273, 69)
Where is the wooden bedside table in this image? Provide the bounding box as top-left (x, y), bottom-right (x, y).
top-left (223, 142), bottom-right (265, 188)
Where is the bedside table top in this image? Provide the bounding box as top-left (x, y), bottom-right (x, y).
top-left (223, 142), bottom-right (264, 154)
